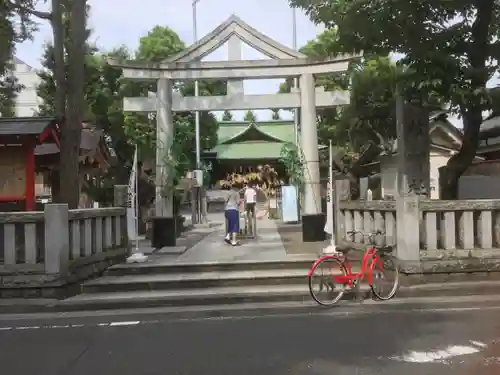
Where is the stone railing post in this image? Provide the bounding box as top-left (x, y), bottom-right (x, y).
top-left (395, 195), bottom-right (421, 271)
top-left (114, 185), bottom-right (128, 207)
top-left (44, 203), bottom-right (69, 274)
top-left (114, 185), bottom-right (130, 249)
top-left (334, 179), bottom-right (350, 245)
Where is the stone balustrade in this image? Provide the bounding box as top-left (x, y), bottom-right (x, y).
top-left (420, 199), bottom-right (500, 257)
top-left (0, 211), bottom-right (45, 271)
top-left (0, 204), bottom-right (128, 298)
top-left (333, 178), bottom-right (500, 273)
top-left (336, 200), bottom-right (396, 248)
top-left (68, 208), bottom-right (126, 263)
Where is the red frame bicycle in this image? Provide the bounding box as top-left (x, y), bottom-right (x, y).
top-left (308, 230), bottom-right (400, 306)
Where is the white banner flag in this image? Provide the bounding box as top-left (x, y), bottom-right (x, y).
top-left (127, 147), bottom-right (138, 241)
top-left (324, 140), bottom-right (334, 236)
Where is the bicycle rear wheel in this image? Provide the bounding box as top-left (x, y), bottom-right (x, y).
top-left (370, 255), bottom-right (400, 300)
top-left (308, 257), bottom-right (348, 306)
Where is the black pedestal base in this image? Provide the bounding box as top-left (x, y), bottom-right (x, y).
top-left (302, 213), bottom-right (326, 242)
top-left (151, 217), bottom-right (176, 248)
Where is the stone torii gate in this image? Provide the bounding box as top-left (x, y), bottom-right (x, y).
top-left (109, 15), bottom-right (356, 245)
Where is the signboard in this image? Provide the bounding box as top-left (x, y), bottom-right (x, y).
top-left (324, 187), bottom-right (333, 235)
top-left (281, 185), bottom-right (299, 223)
top-left (193, 169), bottom-right (203, 186)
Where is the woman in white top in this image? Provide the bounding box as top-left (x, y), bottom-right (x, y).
top-left (244, 183), bottom-right (257, 217)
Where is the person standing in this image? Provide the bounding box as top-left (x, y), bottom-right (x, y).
top-left (224, 184), bottom-right (241, 246)
top-left (244, 183), bottom-right (257, 217)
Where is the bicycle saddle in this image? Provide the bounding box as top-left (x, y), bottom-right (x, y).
top-left (376, 245), bottom-right (393, 254)
top-left (334, 244), bottom-right (351, 253)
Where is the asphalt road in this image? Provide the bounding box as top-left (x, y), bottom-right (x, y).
top-left (2, 298), bottom-right (500, 375)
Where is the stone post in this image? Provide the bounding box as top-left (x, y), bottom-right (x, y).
top-left (394, 94), bottom-right (429, 269)
top-left (227, 35), bottom-right (244, 96)
top-left (152, 78), bottom-right (176, 248)
top-left (156, 78), bottom-right (174, 218)
top-left (300, 73), bottom-right (321, 214)
top-left (395, 96), bottom-right (430, 196)
top-left (114, 185), bottom-right (128, 207)
top-left (113, 185), bottom-right (130, 251)
top-left (44, 204), bottom-right (69, 274)
top-left (300, 73), bottom-right (325, 241)
top-left (334, 179), bottom-right (350, 245)
top-left (395, 195), bottom-right (421, 270)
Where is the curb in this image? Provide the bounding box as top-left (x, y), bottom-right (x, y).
top-left (2, 279), bottom-right (500, 316)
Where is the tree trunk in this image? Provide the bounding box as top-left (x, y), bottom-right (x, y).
top-left (50, 0), bottom-right (66, 204)
top-left (59, 0), bottom-right (86, 208)
top-left (439, 108), bottom-right (482, 199)
top-left (50, 0), bottom-right (65, 122)
top-left (439, 0), bottom-right (493, 200)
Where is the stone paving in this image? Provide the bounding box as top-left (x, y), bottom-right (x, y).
top-left (136, 213), bottom-right (313, 265)
top-left (176, 217), bottom-right (289, 263)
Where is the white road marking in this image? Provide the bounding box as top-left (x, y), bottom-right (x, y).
top-left (392, 345), bottom-right (482, 363)
top-left (109, 321), bottom-right (140, 326)
top-left (470, 340), bottom-right (487, 348)
top-left (16, 326), bottom-right (39, 330)
top-left (3, 303), bottom-right (500, 331)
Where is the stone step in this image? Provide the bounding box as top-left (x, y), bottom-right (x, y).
top-left (106, 256), bottom-right (316, 276)
top-left (3, 279), bottom-right (500, 315)
top-left (61, 284), bottom-right (312, 312)
top-left (52, 279), bottom-right (500, 313)
top-left (83, 269), bottom-right (311, 294)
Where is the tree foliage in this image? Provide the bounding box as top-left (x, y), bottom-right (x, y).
top-left (289, 0), bottom-right (500, 198)
top-left (222, 110), bottom-right (233, 121)
top-left (36, 23), bottom-right (221, 205)
top-left (123, 26), bottom-right (220, 190)
top-left (0, 73), bottom-right (23, 117)
top-left (271, 109), bottom-right (281, 120)
top-left (0, 1), bottom-right (38, 117)
top-left (244, 110), bottom-right (257, 122)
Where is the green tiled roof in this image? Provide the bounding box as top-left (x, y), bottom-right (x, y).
top-left (211, 141), bottom-right (285, 160)
top-left (217, 121), bottom-right (295, 144)
top-left (212, 121), bottom-right (296, 159)
top-left (217, 125), bottom-right (248, 143)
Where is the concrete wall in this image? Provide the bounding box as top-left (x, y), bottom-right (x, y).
top-left (12, 58), bottom-right (41, 117)
top-left (458, 176), bottom-right (500, 199)
top-left (380, 151), bottom-right (451, 199)
top-left (380, 155), bottom-right (397, 198)
top-left (429, 152), bottom-right (450, 199)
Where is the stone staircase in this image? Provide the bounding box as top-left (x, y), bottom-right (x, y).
top-left (58, 257), bottom-right (316, 311)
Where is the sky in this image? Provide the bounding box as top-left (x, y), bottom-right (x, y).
top-left (15, 0), bottom-right (322, 121)
top-left (14, 0), bottom-right (465, 126)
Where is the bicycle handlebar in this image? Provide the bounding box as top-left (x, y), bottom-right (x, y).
top-left (346, 230), bottom-right (385, 237)
top-left (346, 230), bottom-right (385, 245)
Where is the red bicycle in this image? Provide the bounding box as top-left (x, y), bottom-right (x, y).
top-left (308, 230), bottom-right (400, 306)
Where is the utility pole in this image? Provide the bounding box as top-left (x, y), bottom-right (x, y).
top-left (292, 7), bottom-right (299, 146)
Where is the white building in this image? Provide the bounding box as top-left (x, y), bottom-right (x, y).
top-left (11, 57), bottom-right (41, 117)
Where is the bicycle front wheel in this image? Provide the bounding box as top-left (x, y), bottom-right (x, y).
top-left (370, 255), bottom-right (400, 300)
top-left (308, 257), bottom-right (348, 306)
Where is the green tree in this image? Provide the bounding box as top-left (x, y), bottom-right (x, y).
top-left (279, 28), bottom-right (351, 149)
top-left (124, 26), bottom-right (220, 192)
top-left (35, 0), bottom-right (92, 205)
top-left (1, 2), bottom-right (38, 117)
top-left (290, 0), bottom-right (500, 198)
top-left (244, 110), bottom-right (256, 122)
top-left (271, 109), bottom-right (281, 120)
top-left (222, 110), bottom-right (233, 121)
top-left (0, 72), bottom-right (22, 117)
